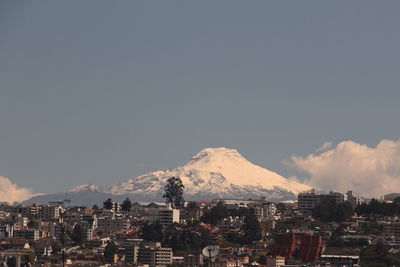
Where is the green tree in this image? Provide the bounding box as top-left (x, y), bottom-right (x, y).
top-left (103, 198), bottom-right (113, 210)
top-left (163, 177), bottom-right (185, 208)
top-left (313, 200), bottom-right (353, 222)
top-left (201, 201), bottom-right (228, 225)
top-left (121, 197), bottom-right (132, 212)
top-left (187, 201), bottom-right (198, 210)
top-left (241, 214), bottom-right (261, 244)
top-left (71, 224), bottom-right (83, 245)
top-left (104, 241), bottom-right (118, 264)
top-left (92, 204), bottom-right (99, 210)
top-left (27, 220), bottom-right (39, 229)
top-left (141, 221), bottom-right (163, 241)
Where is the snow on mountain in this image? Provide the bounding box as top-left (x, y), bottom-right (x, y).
top-left (106, 147), bottom-right (311, 201)
top-left (22, 147), bottom-right (312, 205)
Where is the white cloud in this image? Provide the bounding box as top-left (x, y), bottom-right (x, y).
top-left (290, 140), bottom-right (400, 198)
top-left (316, 142), bottom-right (332, 152)
top-left (0, 176), bottom-right (36, 203)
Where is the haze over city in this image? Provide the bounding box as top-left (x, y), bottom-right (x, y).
top-left (1, 1), bottom-right (400, 203)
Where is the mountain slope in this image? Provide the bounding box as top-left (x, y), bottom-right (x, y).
top-left (107, 147), bottom-right (311, 201)
top-left (23, 147), bottom-right (312, 205)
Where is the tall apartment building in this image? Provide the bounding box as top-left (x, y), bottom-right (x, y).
top-left (248, 201), bottom-right (276, 219)
top-left (20, 205), bottom-right (40, 216)
top-left (298, 190), bottom-right (344, 212)
top-left (14, 229), bottom-right (40, 241)
top-left (138, 242), bottom-right (173, 267)
top-left (39, 205), bottom-right (62, 220)
top-left (346, 190), bottom-right (358, 208)
top-left (147, 204), bottom-right (180, 226)
top-left (97, 214), bottom-right (129, 233)
top-left (123, 239), bottom-right (143, 265)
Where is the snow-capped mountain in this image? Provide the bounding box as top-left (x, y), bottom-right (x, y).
top-left (23, 147), bottom-right (312, 205)
top-left (106, 147), bottom-right (311, 201)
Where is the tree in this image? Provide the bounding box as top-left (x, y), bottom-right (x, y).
top-left (201, 201), bottom-right (229, 225)
top-left (92, 204), bottom-right (99, 210)
top-left (104, 241), bottom-right (118, 264)
top-left (187, 201), bottom-right (198, 210)
top-left (71, 224), bottom-right (83, 245)
top-left (141, 221), bottom-right (163, 241)
top-left (259, 255), bottom-right (267, 264)
top-left (163, 177), bottom-right (185, 208)
top-left (312, 200), bottom-right (353, 222)
top-left (241, 214), bottom-right (261, 244)
top-left (103, 198), bottom-right (113, 210)
top-left (27, 220), bottom-right (39, 229)
top-left (121, 198), bottom-right (132, 212)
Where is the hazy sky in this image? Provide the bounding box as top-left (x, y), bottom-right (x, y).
top-left (1, 1), bottom-right (400, 195)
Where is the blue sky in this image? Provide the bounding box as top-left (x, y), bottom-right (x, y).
top-left (1, 1), bottom-right (400, 194)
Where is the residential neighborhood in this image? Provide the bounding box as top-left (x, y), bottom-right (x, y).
top-left (1, 186), bottom-right (400, 266)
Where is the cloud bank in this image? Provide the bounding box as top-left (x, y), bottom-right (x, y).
top-left (290, 140), bottom-right (400, 198)
top-left (0, 176), bottom-right (36, 203)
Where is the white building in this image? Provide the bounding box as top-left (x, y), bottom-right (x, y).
top-left (147, 204), bottom-right (180, 226)
top-left (298, 190), bottom-right (344, 212)
top-left (39, 205), bottom-right (62, 220)
top-left (138, 243), bottom-right (173, 267)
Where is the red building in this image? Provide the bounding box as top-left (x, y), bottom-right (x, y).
top-left (299, 234), bottom-right (324, 263)
top-left (270, 232), bottom-right (296, 259)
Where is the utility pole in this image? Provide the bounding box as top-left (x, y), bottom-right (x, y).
top-left (61, 212), bottom-right (65, 267)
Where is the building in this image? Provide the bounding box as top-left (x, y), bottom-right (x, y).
top-left (270, 233), bottom-right (296, 259)
top-left (10, 215), bottom-right (28, 230)
top-left (384, 222), bottom-right (400, 236)
top-left (138, 243), bottom-right (173, 267)
top-left (320, 255), bottom-right (359, 267)
top-left (39, 205), bottom-right (62, 220)
top-left (13, 230), bottom-right (40, 241)
top-left (97, 214), bottom-right (130, 233)
top-left (147, 204), bottom-right (180, 226)
top-left (346, 191), bottom-right (357, 208)
top-left (248, 201), bottom-right (276, 219)
top-left (384, 193), bottom-right (400, 201)
top-left (0, 224), bottom-right (13, 238)
top-left (266, 256), bottom-right (285, 267)
top-left (48, 222), bottom-right (63, 238)
top-left (212, 198), bottom-right (276, 220)
top-left (183, 253), bottom-right (204, 267)
top-left (298, 190), bottom-right (344, 212)
top-left (123, 239), bottom-right (143, 264)
top-left (299, 234), bottom-right (324, 263)
top-left (20, 205), bottom-right (40, 217)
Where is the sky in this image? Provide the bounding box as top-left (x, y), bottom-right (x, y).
top-left (1, 1), bottom-right (400, 200)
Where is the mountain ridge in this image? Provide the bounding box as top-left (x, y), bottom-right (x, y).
top-left (23, 147), bottom-right (312, 205)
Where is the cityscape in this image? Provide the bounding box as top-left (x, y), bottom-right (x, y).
top-left (2, 1), bottom-right (400, 266)
top-left (2, 181), bottom-right (400, 266)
